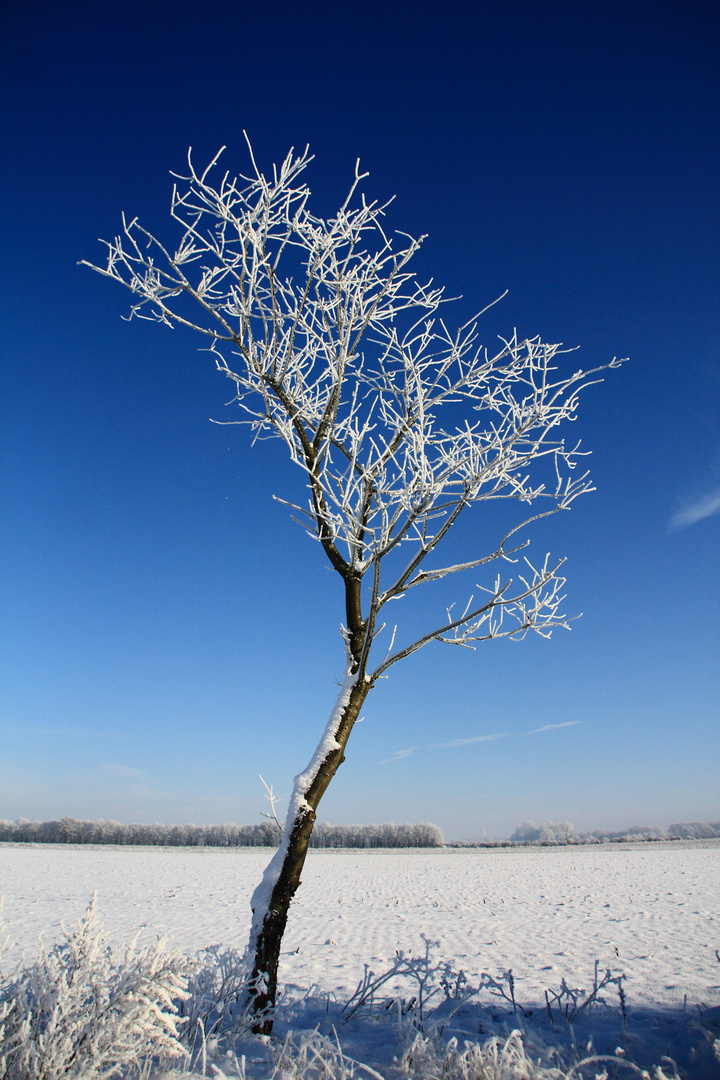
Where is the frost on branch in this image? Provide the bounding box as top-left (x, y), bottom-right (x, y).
top-left (82, 138), bottom-right (625, 677)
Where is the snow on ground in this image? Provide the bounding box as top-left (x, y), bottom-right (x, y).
top-left (2, 840), bottom-right (718, 1016)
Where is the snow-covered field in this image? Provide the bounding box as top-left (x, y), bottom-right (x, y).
top-left (2, 841), bottom-right (719, 1076)
top-left (2, 841), bottom-right (719, 1009)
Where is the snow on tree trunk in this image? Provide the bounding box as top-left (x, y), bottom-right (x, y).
top-left (245, 656), bottom-right (370, 1031)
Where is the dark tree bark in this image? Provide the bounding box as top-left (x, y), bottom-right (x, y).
top-left (246, 675), bottom-right (371, 1033)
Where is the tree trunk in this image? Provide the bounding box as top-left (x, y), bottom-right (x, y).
top-left (245, 660), bottom-right (371, 1033)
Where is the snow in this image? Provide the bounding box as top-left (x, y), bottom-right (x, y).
top-left (2, 841), bottom-right (717, 1009)
top-left (1, 841), bottom-right (719, 1075)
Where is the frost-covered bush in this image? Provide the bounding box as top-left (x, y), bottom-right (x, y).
top-left (397, 1029), bottom-right (569, 1079)
top-left (153, 1028), bottom-right (606, 1079)
top-left (267, 1028), bottom-right (572, 1080)
top-left (0, 896), bottom-right (189, 1079)
top-left (179, 943), bottom-right (257, 1053)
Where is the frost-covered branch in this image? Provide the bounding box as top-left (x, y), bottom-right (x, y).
top-left (259, 775), bottom-right (284, 842)
top-left (371, 554), bottom-right (570, 678)
top-left (83, 142), bottom-right (623, 659)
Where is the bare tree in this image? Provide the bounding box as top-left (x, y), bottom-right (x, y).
top-left (82, 138), bottom-right (624, 1031)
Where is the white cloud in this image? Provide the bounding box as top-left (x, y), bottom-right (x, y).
top-left (378, 747), bottom-right (417, 765)
top-left (433, 733), bottom-right (507, 749)
top-left (669, 488), bottom-right (720, 530)
top-left (524, 721), bottom-right (581, 736)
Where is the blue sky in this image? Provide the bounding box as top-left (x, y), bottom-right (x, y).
top-left (1, 0), bottom-right (718, 840)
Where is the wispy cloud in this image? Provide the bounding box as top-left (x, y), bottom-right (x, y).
top-left (380, 722), bottom-right (580, 763)
top-left (378, 747), bottom-right (417, 765)
top-left (523, 721), bottom-right (581, 736)
top-left (669, 488), bottom-right (720, 531)
top-left (433, 733), bottom-right (507, 749)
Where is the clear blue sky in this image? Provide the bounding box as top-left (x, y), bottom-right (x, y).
top-left (1, 0), bottom-right (718, 840)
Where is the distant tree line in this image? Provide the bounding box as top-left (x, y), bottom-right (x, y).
top-left (0, 817), bottom-right (444, 848)
top-left (310, 821), bottom-right (444, 847)
top-left (665, 821), bottom-right (720, 840)
top-left (505, 820), bottom-right (720, 845)
top-left (447, 820), bottom-right (720, 846)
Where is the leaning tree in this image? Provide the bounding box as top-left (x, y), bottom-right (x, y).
top-left (82, 139), bottom-right (623, 1032)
